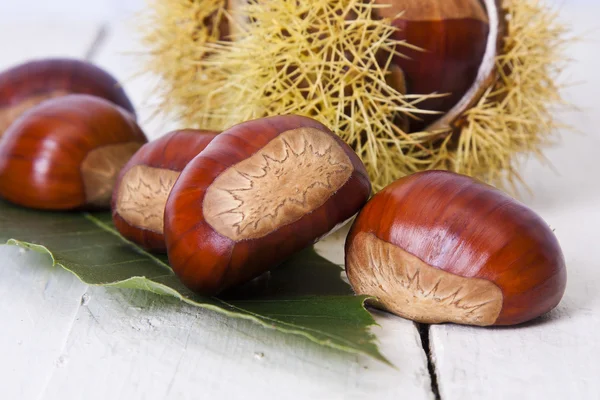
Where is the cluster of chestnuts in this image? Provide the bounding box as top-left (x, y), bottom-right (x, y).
top-left (0, 59), bottom-right (145, 209)
top-left (0, 58), bottom-right (566, 327)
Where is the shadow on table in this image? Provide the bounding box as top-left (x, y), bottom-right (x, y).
top-left (220, 247), bottom-right (352, 300)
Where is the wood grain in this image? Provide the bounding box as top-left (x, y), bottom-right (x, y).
top-left (165, 115), bottom-right (371, 295)
top-left (10, 217), bottom-right (432, 400)
top-left (0, 245), bottom-right (89, 400)
top-left (35, 285), bottom-right (434, 400)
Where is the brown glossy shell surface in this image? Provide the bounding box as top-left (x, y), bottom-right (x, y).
top-left (165, 115), bottom-right (371, 295)
top-left (374, 0), bottom-right (490, 131)
top-left (0, 90), bottom-right (69, 135)
top-left (345, 170), bottom-right (566, 326)
top-left (0, 58), bottom-right (135, 135)
top-left (112, 129), bottom-right (217, 251)
top-left (0, 94), bottom-right (146, 210)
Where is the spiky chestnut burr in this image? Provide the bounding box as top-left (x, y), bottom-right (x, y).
top-left (142, 0), bottom-right (569, 192)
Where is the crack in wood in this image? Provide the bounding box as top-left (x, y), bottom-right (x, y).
top-left (418, 323), bottom-right (441, 400)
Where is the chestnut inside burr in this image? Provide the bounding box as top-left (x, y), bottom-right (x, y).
top-left (373, 0), bottom-right (503, 131)
top-left (81, 142), bottom-right (143, 208)
top-left (427, 0), bottom-right (502, 131)
top-left (347, 232), bottom-right (503, 326)
top-left (378, 0), bottom-right (488, 21)
top-left (114, 164), bottom-right (181, 234)
top-left (203, 127), bottom-right (353, 241)
top-left (0, 90), bottom-right (68, 135)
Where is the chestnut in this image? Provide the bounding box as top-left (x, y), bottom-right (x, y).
top-left (345, 170), bottom-right (566, 326)
top-left (374, 0), bottom-right (503, 131)
top-left (0, 94), bottom-right (146, 210)
top-left (164, 115), bottom-right (371, 295)
top-left (0, 58), bottom-right (135, 136)
top-left (112, 129), bottom-right (218, 251)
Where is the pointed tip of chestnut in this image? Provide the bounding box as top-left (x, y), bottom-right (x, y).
top-left (111, 129), bottom-right (218, 252)
top-left (164, 115), bottom-right (371, 295)
top-left (0, 94), bottom-right (147, 210)
top-left (0, 58), bottom-right (136, 136)
top-left (345, 170), bottom-right (566, 326)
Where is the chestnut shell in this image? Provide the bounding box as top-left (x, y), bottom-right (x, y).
top-left (374, 0), bottom-right (491, 131)
top-left (112, 129), bottom-right (218, 252)
top-left (0, 58), bottom-right (136, 134)
top-left (0, 94), bottom-right (146, 210)
top-left (165, 115), bottom-right (372, 295)
top-left (345, 170), bottom-right (567, 326)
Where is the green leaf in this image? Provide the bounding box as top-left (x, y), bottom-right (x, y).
top-left (0, 200), bottom-right (389, 364)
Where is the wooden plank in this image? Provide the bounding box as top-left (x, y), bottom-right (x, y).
top-left (0, 246), bottom-right (88, 399)
top-left (430, 5), bottom-right (600, 399)
top-left (0, 21), bottom-right (105, 399)
top-left (39, 285), bottom-right (433, 400)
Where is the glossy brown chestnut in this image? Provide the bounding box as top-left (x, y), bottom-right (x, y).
top-left (0, 58), bottom-right (135, 136)
top-left (165, 115), bottom-right (371, 295)
top-left (345, 170), bottom-right (566, 326)
top-left (0, 94), bottom-right (146, 210)
top-left (112, 129), bottom-right (218, 251)
top-left (374, 0), bottom-right (503, 131)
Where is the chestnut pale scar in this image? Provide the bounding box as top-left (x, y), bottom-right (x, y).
top-left (203, 127), bottom-right (353, 241)
top-left (347, 232), bottom-right (503, 326)
top-left (0, 90), bottom-right (69, 135)
top-left (115, 165), bottom-right (181, 233)
top-left (81, 142), bottom-right (143, 207)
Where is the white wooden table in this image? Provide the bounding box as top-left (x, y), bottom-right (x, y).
top-left (1, 1), bottom-right (598, 399)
